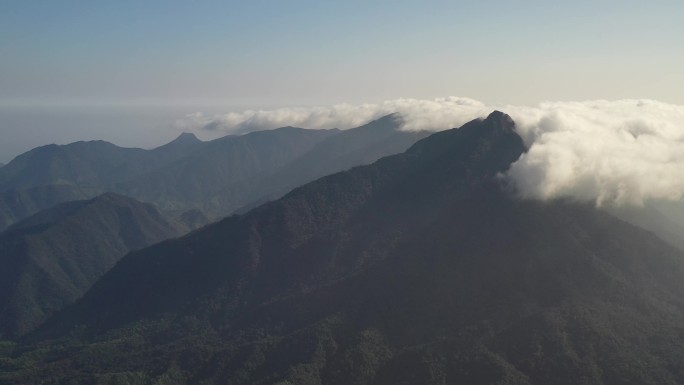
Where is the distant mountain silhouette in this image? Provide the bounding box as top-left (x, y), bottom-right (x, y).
top-left (7, 112), bottom-right (684, 384)
top-left (0, 133), bottom-right (204, 192)
top-left (0, 193), bottom-right (190, 338)
top-left (0, 119), bottom-right (427, 227)
top-left (105, 132), bottom-right (205, 183)
top-left (111, 126), bottom-right (340, 214)
top-left (0, 141), bottom-right (146, 190)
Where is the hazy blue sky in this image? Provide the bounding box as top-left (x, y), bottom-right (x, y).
top-left (2, 0), bottom-right (683, 106)
top-left (0, 1), bottom-right (683, 162)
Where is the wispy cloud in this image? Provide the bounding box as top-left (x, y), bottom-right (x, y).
top-left (175, 97), bottom-right (684, 206)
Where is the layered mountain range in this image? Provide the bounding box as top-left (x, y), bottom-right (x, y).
top-left (0, 116), bottom-right (428, 340)
top-left (3, 112), bottom-right (684, 384)
top-left (0, 115), bottom-right (428, 230)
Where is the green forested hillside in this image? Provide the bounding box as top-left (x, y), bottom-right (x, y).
top-left (0, 193), bottom-right (190, 338)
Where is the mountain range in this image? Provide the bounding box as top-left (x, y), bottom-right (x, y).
top-left (0, 116), bottom-right (429, 230)
top-left (3, 112), bottom-right (684, 384)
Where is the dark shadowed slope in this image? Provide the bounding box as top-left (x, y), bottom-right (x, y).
top-left (6, 112), bottom-right (684, 385)
top-left (49, 111), bottom-right (527, 332)
top-left (0, 193), bottom-right (190, 338)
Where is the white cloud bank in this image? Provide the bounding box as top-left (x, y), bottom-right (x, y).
top-left (175, 97), bottom-right (684, 206)
top-left (507, 100), bottom-right (684, 206)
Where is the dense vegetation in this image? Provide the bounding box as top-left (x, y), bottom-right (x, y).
top-left (0, 193), bottom-right (191, 338)
top-left (2, 112), bottom-right (684, 384)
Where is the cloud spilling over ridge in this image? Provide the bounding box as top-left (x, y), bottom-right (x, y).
top-left (173, 97), bottom-right (490, 134)
top-left (507, 100), bottom-right (684, 206)
top-left (175, 97), bottom-right (684, 206)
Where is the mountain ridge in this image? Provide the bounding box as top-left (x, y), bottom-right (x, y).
top-left (0, 117), bottom-right (426, 228)
top-left (6, 112), bottom-right (684, 384)
top-left (22, 111), bottom-right (529, 335)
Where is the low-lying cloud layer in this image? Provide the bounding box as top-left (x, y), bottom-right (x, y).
top-left (173, 97), bottom-right (490, 134)
top-left (175, 97), bottom-right (684, 206)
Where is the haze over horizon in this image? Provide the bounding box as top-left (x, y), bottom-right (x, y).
top-left (6, 3), bottom-right (684, 382)
top-left (2, 1), bottom-right (684, 205)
